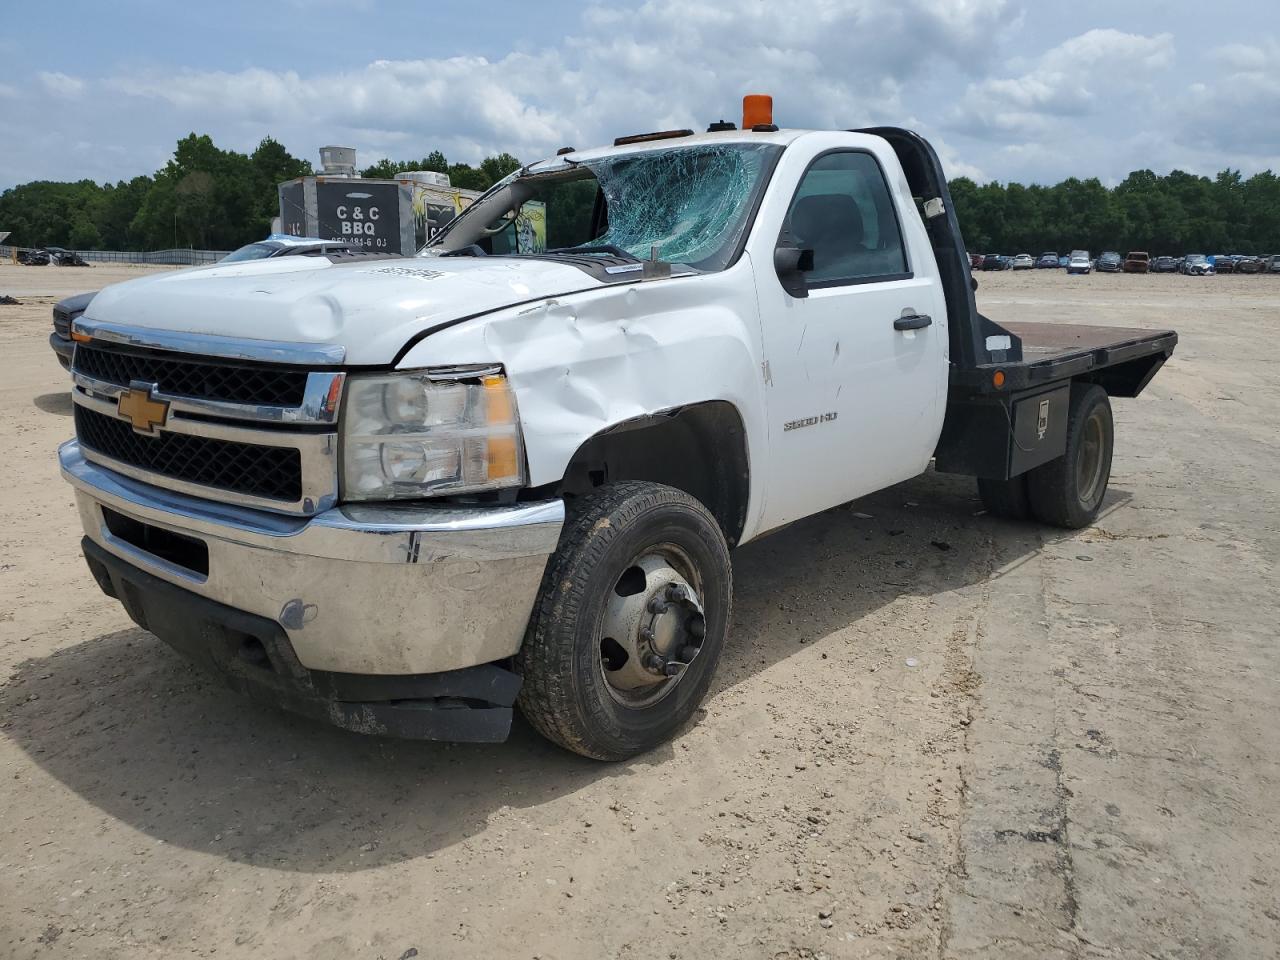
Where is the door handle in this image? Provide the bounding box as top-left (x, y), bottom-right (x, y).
top-left (894, 313), bottom-right (933, 331)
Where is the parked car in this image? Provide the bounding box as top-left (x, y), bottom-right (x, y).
top-left (1180, 254), bottom-right (1213, 276)
top-left (220, 234), bottom-right (355, 262)
top-left (969, 253), bottom-right (984, 270)
top-left (1235, 256), bottom-right (1261, 274)
top-left (45, 247), bottom-right (92, 267)
top-left (1036, 251), bottom-right (1059, 268)
top-left (1151, 256), bottom-right (1179, 273)
top-left (49, 290), bottom-right (97, 369)
top-left (1214, 255), bottom-right (1235, 274)
top-left (1097, 252), bottom-right (1123, 273)
top-left (981, 254), bottom-right (1012, 271)
top-left (1123, 251), bottom-right (1150, 273)
top-left (1067, 250), bottom-right (1092, 274)
top-left (1058, 256), bottom-right (1069, 268)
top-left (1011, 253), bottom-right (1035, 270)
top-left (1265, 255), bottom-right (1280, 274)
top-left (17, 249), bottom-right (51, 266)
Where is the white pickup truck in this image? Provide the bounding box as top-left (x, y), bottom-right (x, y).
top-left (60, 112), bottom-right (1177, 759)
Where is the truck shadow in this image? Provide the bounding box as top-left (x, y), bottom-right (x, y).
top-left (1, 468), bottom-right (1130, 873)
top-left (32, 391), bottom-right (73, 416)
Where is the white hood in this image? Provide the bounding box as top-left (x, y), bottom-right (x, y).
top-left (82, 255), bottom-right (602, 365)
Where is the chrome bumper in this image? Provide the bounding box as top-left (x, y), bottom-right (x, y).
top-left (60, 441), bottom-right (563, 675)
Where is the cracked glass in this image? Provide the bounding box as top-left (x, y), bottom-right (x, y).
top-left (586, 142), bottom-right (777, 270)
top-left (429, 141), bottom-right (780, 272)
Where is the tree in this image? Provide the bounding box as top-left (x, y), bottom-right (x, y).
top-left (3, 133), bottom-right (1278, 254)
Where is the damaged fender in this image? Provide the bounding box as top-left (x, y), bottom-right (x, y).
top-left (396, 256), bottom-right (772, 543)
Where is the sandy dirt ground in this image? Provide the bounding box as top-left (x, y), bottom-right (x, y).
top-left (1, 261), bottom-right (1277, 959)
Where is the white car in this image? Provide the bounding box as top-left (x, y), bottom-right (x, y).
top-left (1067, 250), bottom-right (1092, 275)
top-left (220, 233), bottom-right (353, 262)
top-left (1011, 254), bottom-right (1035, 270)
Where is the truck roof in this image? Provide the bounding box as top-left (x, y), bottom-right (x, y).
top-left (526, 127), bottom-right (838, 172)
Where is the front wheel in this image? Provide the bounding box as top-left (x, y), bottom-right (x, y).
top-left (515, 482), bottom-right (732, 760)
top-left (1026, 384), bottom-right (1114, 528)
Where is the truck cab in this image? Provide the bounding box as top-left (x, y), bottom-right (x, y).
top-left (61, 103), bottom-right (1176, 760)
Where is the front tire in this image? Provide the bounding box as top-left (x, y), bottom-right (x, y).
top-left (516, 481), bottom-right (732, 760)
top-left (1026, 384), bottom-right (1114, 528)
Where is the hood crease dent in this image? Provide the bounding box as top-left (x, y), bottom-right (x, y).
top-left (81, 255), bottom-right (606, 366)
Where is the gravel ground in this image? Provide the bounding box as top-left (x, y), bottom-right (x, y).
top-left (1, 262), bottom-right (1277, 959)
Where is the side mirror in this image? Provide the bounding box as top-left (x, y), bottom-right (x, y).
top-left (774, 245), bottom-right (815, 298)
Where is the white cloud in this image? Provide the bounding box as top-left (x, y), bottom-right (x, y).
top-left (2, 5), bottom-right (1277, 191)
top-left (1171, 39), bottom-right (1280, 165)
top-left (38, 71), bottom-right (85, 99)
top-left (948, 29), bottom-right (1175, 139)
top-left (92, 1), bottom-right (1013, 172)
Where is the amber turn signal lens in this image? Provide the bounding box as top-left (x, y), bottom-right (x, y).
top-left (483, 375), bottom-right (513, 424)
top-left (487, 435), bottom-right (519, 482)
top-left (993, 370), bottom-right (1006, 388)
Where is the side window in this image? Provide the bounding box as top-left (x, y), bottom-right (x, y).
top-left (781, 152), bottom-right (909, 285)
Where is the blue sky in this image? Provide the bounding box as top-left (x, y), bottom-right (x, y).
top-left (2, 1), bottom-right (1277, 190)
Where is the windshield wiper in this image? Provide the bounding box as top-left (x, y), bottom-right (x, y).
top-left (439, 244), bottom-right (488, 258)
top-left (543, 244), bottom-right (642, 262)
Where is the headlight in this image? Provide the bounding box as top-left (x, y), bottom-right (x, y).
top-left (341, 368), bottom-right (526, 500)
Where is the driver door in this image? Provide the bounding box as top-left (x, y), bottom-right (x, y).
top-left (752, 146), bottom-right (948, 532)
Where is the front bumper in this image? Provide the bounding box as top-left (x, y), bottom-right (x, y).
top-left (60, 441), bottom-right (564, 676)
top-left (81, 538), bottom-right (526, 741)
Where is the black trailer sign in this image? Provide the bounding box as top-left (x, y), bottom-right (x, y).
top-left (279, 181), bottom-right (306, 238)
top-left (315, 182), bottom-right (401, 250)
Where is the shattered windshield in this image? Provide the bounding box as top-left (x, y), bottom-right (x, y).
top-left (427, 142), bottom-right (780, 272)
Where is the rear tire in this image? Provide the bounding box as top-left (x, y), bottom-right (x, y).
top-left (978, 474), bottom-right (1032, 521)
top-left (515, 481), bottom-right (732, 760)
top-left (1026, 384), bottom-right (1113, 529)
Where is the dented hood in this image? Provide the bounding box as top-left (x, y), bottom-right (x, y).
top-left (81, 255), bottom-right (601, 365)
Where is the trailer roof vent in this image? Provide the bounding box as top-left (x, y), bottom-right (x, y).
top-left (318, 146), bottom-right (357, 178)
top-left (400, 169), bottom-right (451, 188)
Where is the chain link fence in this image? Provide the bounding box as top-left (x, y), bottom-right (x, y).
top-left (1, 245), bottom-right (229, 265)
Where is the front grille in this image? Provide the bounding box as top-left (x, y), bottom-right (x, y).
top-left (75, 405), bottom-right (301, 502)
top-left (74, 344), bottom-right (309, 407)
top-left (53, 307), bottom-right (73, 340)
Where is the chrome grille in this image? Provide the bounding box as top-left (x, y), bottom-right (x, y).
top-left (75, 405), bottom-right (302, 501)
top-left (74, 344), bottom-right (309, 407)
top-left (69, 330), bottom-right (343, 516)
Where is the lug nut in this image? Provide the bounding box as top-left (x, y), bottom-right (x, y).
top-left (665, 583), bottom-right (686, 602)
top-left (663, 662), bottom-right (683, 677)
top-left (644, 654), bottom-right (666, 673)
top-left (679, 644), bottom-right (700, 663)
top-left (640, 626), bottom-right (655, 643)
top-left (648, 596), bottom-right (669, 615)
top-left (687, 617), bottom-right (706, 639)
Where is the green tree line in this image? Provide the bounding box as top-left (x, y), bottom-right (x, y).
top-left (0, 134), bottom-right (521, 251)
top-left (3, 130), bottom-right (1278, 255)
top-left (950, 169), bottom-right (1280, 256)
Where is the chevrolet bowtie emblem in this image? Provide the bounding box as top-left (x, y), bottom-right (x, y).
top-left (117, 383), bottom-right (169, 435)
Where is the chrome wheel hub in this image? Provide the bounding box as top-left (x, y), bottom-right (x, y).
top-left (599, 549), bottom-right (706, 706)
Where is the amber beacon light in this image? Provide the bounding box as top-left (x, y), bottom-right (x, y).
top-left (742, 94), bottom-right (773, 129)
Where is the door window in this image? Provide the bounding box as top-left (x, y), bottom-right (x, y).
top-left (781, 152), bottom-right (909, 285)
